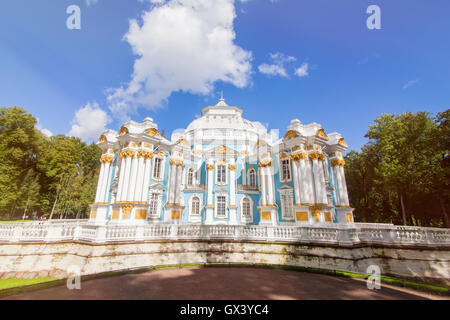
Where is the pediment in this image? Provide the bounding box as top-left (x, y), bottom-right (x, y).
top-left (204, 145), bottom-right (239, 158)
top-left (149, 183), bottom-right (165, 191)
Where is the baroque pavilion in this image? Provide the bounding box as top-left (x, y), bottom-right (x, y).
top-left (90, 98), bottom-right (353, 225)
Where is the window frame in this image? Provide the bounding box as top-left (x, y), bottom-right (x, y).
top-left (188, 194), bottom-right (202, 222)
top-left (215, 161), bottom-right (228, 185)
top-left (147, 191), bottom-right (162, 218)
top-left (152, 156), bottom-right (165, 181)
top-left (247, 168), bottom-right (257, 188)
top-left (214, 193), bottom-right (228, 219)
top-left (279, 189), bottom-right (295, 220)
top-left (240, 196), bottom-right (254, 224)
top-left (279, 156), bottom-right (292, 183)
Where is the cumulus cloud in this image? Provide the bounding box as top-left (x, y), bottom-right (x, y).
top-left (294, 63), bottom-right (309, 77)
top-left (107, 0), bottom-right (253, 120)
top-left (35, 118), bottom-right (53, 138)
top-left (258, 52), bottom-right (296, 78)
top-left (69, 102), bottom-right (111, 141)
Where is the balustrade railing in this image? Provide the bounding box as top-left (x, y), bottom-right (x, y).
top-left (0, 220), bottom-right (449, 248)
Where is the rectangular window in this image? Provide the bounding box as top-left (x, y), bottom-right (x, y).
top-left (281, 193), bottom-right (294, 219)
top-left (153, 158), bottom-right (162, 179)
top-left (148, 193), bottom-right (159, 216)
top-left (217, 165), bottom-right (226, 184)
top-left (281, 159), bottom-right (291, 181)
top-left (216, 196), bottom-right (226, 217)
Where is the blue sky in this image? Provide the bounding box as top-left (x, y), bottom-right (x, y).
top-left (0, 0), bottom-right (449, 152)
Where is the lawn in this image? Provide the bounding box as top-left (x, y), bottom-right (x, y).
top-left (0, 277), bottom-right (57, 290)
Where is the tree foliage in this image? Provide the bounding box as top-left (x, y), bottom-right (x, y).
top-left (0, 106), bottom-right (101, 220)
top-left (345, 110), bottom-right (450, 227)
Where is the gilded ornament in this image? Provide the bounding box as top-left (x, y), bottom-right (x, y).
top-left (228, 164), bottom-right (236, 170)
top-left (316, 129), bottom-right (328, 140)
top-left (206, 164), bottom-right (214, 170)
top-left (118, 126), bottom-right (128, 136)
top-left (283, 130), bottom-right (298, 140)
top-left (98, 135), bottom-right (107, 143)
top-left (338, 138), bottom-right (348, 147)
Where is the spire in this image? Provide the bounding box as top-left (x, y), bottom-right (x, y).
top-left (216, 91), bottom-right (228, 106)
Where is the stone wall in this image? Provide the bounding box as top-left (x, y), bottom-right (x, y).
top-left (0, 240), bottom-right (449, 285)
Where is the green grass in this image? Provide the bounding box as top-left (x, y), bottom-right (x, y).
top-left (0, 277), bottom-right (56, 290)
top-left (0, 220), bottom-right (32, 223)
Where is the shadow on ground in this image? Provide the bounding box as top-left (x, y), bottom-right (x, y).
top-left (2, 267), bottom-right (434, 300)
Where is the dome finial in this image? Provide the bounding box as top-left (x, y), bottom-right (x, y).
top-left (216, 91), bottom-right (228, 106)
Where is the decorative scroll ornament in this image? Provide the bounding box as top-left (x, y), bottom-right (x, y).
top-left (258, 159), bottom-right (272, 167)
top-left (331, 159), bottom-right (346, 167)
top-left (283, 130), bottom-right (298, 140)
top-left (228, 164), bottom-right (236, 170)
top-left (121, 204), bottom-right (134, 219)
top-left (170, 158), bottom-right (184, 167)
top-left (292, 145), bottom-right (301, 151)
top-left (138, 150), bottom-right (154, 159)
top-left (100, 155), bottom-right (114, 164)
top-left (309, 151), bottom-right (321, 161)
top-left (280, 152), bottom-right (289, 159)
top-left (146, 128), bottom-right (161, 137)
top-left (316, 129), bottom-right (328, 140)
top-left (177, 139), bottom-right (187, 146)
top-left (290, 152), bottom-right (307, 161)
top-left (98, 135), bottom-right (107, 143)
top-left (206, 164), bottom-right (214, 170)
top-left (119, 150), bottom-right (136, 158)
top-left (338, 138), bottom-right (348, 147)
top-left (118, 126), bottom-right (128, 136)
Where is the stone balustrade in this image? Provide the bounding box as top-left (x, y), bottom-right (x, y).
top-left (0, 220), bottom-right (449, 248)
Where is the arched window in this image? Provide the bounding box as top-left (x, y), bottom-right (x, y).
top-left (240, 196), bottom-right (253, 223)
top-left (191, 196), bottom-right (200, 216)
top-left (187, 168), bottom-right (194, 186)
top-left (249, 169), bottom-right (256, 187)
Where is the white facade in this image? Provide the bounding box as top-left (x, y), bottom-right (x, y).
top-left (90, 98), bottom-right (354, 225)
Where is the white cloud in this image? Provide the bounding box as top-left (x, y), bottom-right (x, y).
top-left (35, 118), bottom-right (53, 138)
top-left (69, 102), bottom-right (111, 141)
top-left (86, 0), bottom-right (99, 7)
top-left (107, 0), bottom-right (253, 120)
top-left (294, 63), bottom-right (309, 77)
top-left (258, 52), bottom-right (296, 78)
top-left (403, 79), bottom-right (419, 89)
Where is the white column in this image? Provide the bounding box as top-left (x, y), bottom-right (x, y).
top-left (102, 161), bottom-right (113, 203)
top-left (266, 166), bottom-right (275, 205)
top-left (338, 165), bottom-right (350, 206)
top-left (312, 160), bottom-right (327, 205)
top-left (174, 164), bottom-right (183, 205)
top-left (168, 163), bottom-right (176, 204)
top-left (95, 163), bottom-right (105, 203)
top-left (292, 160), bottom-right (301, 205)
top-left (205, 163), bottom-right (214, 223)
top-left (242, 158), bottom-right (247, 185)
top-left (127, 155), bottom-right (139, 201)
top-left (333, 166), bottom-right (341, 205)
top-left (121, 156), bottom-right (132, 202)
top-left (317, 160), bottom-right (328, 205)
top-left (300, 159), bottom-right (313, 204)
top-left (141, 157), bottom-right (152, 202)
top-left (99, 162), bottom-right (110, 203)
top-left (259, 166), bottom-right (267, 206)
top-left (116, 156), bottom-right (126, 202)
top-left (134, 155), bottom-right (145, 202)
